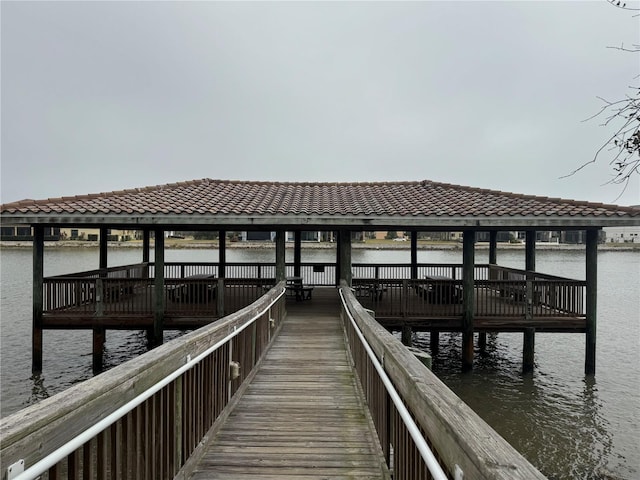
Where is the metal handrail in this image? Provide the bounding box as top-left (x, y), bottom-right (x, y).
top-left (338, 288), bottom-right (449, 480)
top-left (13, 286), bottom-right (286, 480)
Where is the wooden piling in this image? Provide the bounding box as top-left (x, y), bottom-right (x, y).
top-left (430, 331), bottom-right (440, 354)
top-left (523, 328), bottom-right (535, 374)
top-left (32, 225), bottom-right (44, 373)
top-left (401, 325), bottom-right (413, 347)
top-left (152, 229), bottom-right (165, 348)
top-left (478, 332), bottom-right (487, 353)
top-left (93, 328), bottom-right (106, 373)
top-left (585, 229), bottom-right (598, 375)
top-left (462, 230), bottom-right (475, 371)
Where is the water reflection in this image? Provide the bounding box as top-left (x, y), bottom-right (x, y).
top-left (419, 332), bottom-right (617, 479)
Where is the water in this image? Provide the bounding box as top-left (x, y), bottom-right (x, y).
top-left (1, 246), bottom-right (638, 479)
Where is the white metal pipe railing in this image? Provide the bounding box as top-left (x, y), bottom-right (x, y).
top-left (12, 287), bottom-right (286, 480)
top-left (339, 288), bottom-right (449, 480)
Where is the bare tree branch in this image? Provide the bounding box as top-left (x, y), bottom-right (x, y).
top-left (562, 3), bottom-right (639, 191)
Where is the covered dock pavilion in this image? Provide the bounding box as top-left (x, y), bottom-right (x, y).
top-left (2, 178), bottom-right (639, 375)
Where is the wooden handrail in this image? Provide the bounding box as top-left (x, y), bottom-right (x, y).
top-left (339, 283), bottom-right (547, 479)
top-left (0, 283), bottom-right (287, 479)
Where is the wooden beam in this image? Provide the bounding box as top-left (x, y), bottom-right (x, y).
top-left (7, 212), bottom-right (638, 229)
top-left (462, 230), bottom-right (475, 372)
top-left (585, 229), bottom-right (598, 374)
top-left (32, 225), bottom-right (44, 373)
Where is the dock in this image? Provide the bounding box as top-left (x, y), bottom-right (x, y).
top-left (189, 289), bottom-right (388, 479)
top-left (0, 283), bottom-right (547, 479)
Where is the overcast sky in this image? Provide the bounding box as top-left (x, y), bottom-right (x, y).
top-left (2, 1), bottom-right (639, 206)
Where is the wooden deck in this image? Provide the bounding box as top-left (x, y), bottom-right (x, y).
top-left (188, 288), bottom-right (389, 479)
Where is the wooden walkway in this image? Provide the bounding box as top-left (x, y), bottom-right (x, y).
top-left (189, 288), bottom-right (389, 479)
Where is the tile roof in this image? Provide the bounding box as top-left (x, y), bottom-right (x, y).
top-left (1, 179), bottom-right (639, 225)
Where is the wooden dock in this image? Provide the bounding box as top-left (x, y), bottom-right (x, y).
top-left (188, 288), bottom-right (389, 479)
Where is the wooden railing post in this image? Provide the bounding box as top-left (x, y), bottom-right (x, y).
top-left (217, 278), bottom-right (225, 317)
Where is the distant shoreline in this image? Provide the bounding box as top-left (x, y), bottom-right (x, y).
top-left (1, 240), bottom-right (638, 251)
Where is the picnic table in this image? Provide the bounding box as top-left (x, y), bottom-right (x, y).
top-left (420, 275), bottom-right (462, 304)
top-left (168, 274), bottom-right (216, 303)
top-left (353, 282), bottom-right (387, 300)
top-left (286, 276), bottom-right (313, 301)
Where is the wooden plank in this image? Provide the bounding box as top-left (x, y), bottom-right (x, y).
top-left (188, 294), bottom-right (388, 479)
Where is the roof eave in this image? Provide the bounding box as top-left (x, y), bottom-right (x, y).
top-left (2, 212), bottom-right (638, 229)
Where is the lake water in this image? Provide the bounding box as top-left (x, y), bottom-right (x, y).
top-left (1, 246), bottom-right (638, 479)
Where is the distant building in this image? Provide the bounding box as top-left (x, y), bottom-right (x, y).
top-left (0, 225), bottom-right (60, 241)
top-left (604, 226), bottom-right (640, 243)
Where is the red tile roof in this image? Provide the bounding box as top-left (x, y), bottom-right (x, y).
top-left (1, 179), bottom-right (638, 226)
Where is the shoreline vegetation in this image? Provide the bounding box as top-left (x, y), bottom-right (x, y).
top-left (1, 239), bottom-right (638, 251)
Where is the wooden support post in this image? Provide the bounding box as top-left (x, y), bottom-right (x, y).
top-left (430, 331), bottom-right (440, 354)
top-left (335, 231), bottom-right (341, 286)
top-left (524, 230), bottom-right (536, 373)
top-left (585, 229), bottom-right (598, 375)
top-left (410, 231), bottom-right (418, 279)
top-left (152, 229), bottom-right (165, 348)
top-left (525, 230), bottom-right (536, 272)
top-left (294, 231), bottom-right (302, 277)
top-left (478, 332), bottom-right (487, 353)
top-left (339, 230), bottom-right (352, 286)
top-left (462, 230), bottom-right (475, 372)
top-left (142, 229), bottom-right (150, 263)
top-left (489, 231), bottom-right (498, 266)
top-left (93, 227), bottom-right (109, 371)
top-left (99, 227), bottom-right (108, 270)
top-left (219, 230), bottom-right (226, 278)
top-left (401, 325), bottom-right (413, 347)
top-left (523, 327), bottom-right (535, 374)
top-left (488, 231), bottom-right (498, 281)
top-left (92, 327), bottom-right (105, 373)
top-left (32, 225), bottom-right (44, 373)
top-left (275, 230), bottom-right (286, 281)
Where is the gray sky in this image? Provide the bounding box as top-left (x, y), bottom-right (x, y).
top-left (2, 1), bottom-right (639, 206)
